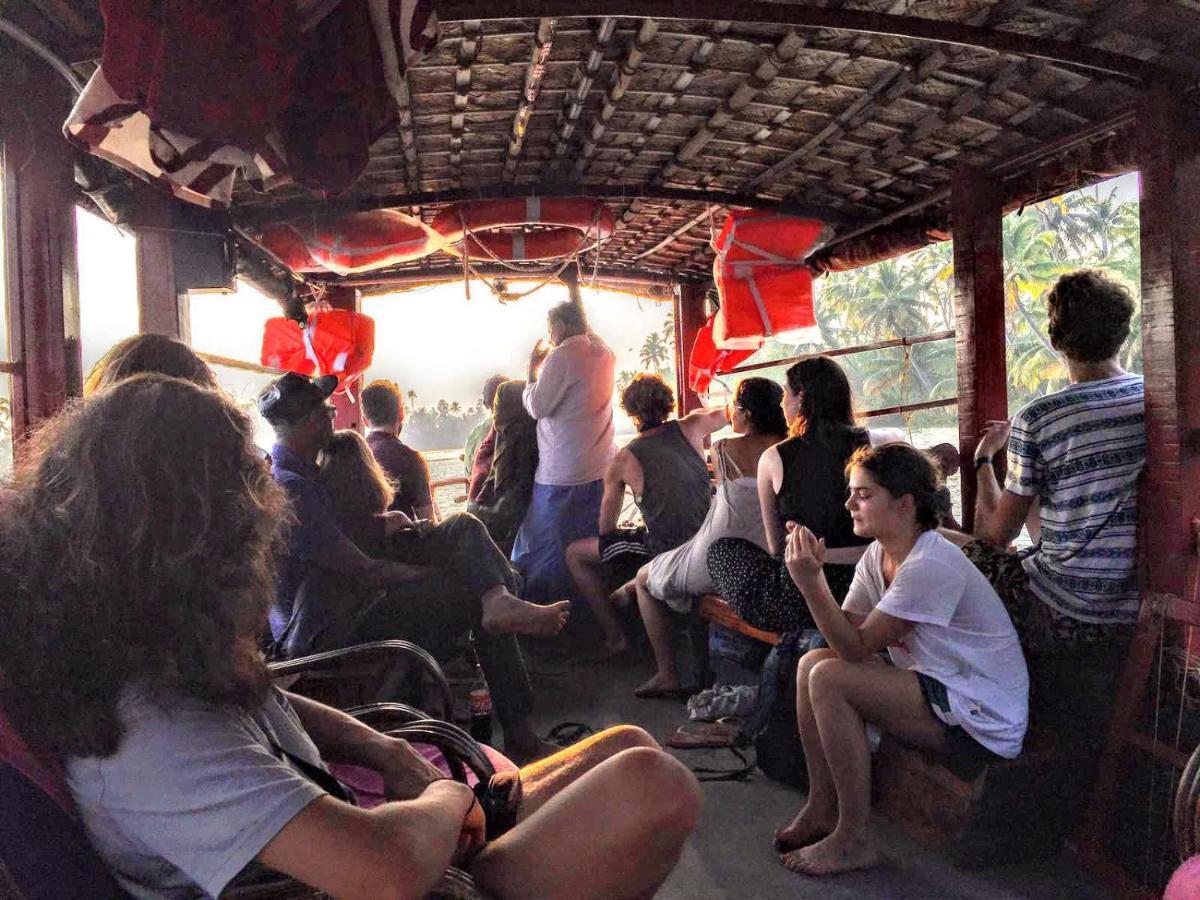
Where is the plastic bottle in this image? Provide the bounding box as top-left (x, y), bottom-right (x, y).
top-left (469, 660), bottom-right (493, 745)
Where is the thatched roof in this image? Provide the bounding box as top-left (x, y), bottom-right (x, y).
top-left (10, 1), bottom-right (1200, 285)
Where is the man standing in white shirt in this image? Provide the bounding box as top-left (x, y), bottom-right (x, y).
top-left (513, 300), bottom-right (617, 601)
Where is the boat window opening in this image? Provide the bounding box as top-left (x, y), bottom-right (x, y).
top-left (358, 279), bottom-right (675, 519)
top-left (76, 206), bottom-right (138, 378)
top-left (189, 281), bottom-right (286, 452)
top-left (0, 161), bottom-right (12, 474)
top-left (1000, 171), bottom-right (1142, 412)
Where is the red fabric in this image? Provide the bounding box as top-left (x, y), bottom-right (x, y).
top-left (0, 705), bottom-right (73, 815)
top-left (261, 317), bottom-right (318, 375)
top-left (467, 426), bottom-right (497, 502)
top-left (711, 212), bottom-right (826, 349)
top-left (328, 743), bottom-right (518, 809)
top-left (304, 308), bottom-right (376, 392)
top-left (99, 0), bottom-right (299, 148)
top-left (688, 318), bottom-right (755, 395)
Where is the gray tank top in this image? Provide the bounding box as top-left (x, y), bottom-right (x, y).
top-left (627, 420), bottom-right (711, 555)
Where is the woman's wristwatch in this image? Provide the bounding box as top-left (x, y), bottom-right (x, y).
top-left (974, 455), bottom-right (993, 470)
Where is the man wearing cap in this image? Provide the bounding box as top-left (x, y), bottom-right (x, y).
top-left (259, 373), bottom-right (565, 760)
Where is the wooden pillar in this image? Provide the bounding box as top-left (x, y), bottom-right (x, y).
top-left (1135, 88), bottom-right (1200, 599)
top-left (674, 280), bottom-right (707, 414)
top-left (1, 60), bottom-right (81, 441)
top-left (135, 197), bottom-right (187, 340)
top-left (951, 166), bottom-right (1008, 531)
top-left (324, 285), bottom-right (362, 431)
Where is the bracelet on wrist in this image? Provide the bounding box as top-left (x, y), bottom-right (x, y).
top-left (974, 455), bottom-right (993, 470)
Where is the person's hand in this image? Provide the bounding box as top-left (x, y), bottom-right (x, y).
top-left (453, 793), bottom-right (488, 865)
top-left (784, 522), bottom-right (825, 584)
top-left (528, 338), bottom-right (550, 372)
top-left (381, 510), bottom-right (416, 536)
top-left (376, 737), bottom-right (447, 801)
top-left (976, 420), bottom-right (1012, 462)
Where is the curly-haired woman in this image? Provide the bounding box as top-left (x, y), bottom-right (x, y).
top-left (0, 375), bottom-right (699, 900)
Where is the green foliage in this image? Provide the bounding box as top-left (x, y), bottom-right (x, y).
top-left (738, 179), bottom-right (1141, 432)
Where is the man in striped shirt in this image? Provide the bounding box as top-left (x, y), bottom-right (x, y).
top-left (959, 268), bottom-right (1143, 833)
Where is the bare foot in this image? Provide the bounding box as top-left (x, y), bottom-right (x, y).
top-left (482, 594), bottom-right (570, 638)
top-left (773, 805), bottom-right (837, 852)
top-left (781, 830), bottom-right (881, 876)
top-left (634, 673), bottom-right (683, 699)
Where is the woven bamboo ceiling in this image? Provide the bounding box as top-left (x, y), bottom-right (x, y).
top-left (12, 0), bottom-right (1200, 283)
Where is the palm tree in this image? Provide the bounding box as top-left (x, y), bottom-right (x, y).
top-left (640, 332), bottom-right (670, 371)
top-left (450, 401), bottom-right (462, 416)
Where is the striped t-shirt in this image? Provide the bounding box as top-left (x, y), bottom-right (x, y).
top-left (1006, 373), bottom-right (1145, 625)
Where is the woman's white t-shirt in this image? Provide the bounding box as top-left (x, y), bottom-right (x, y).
top-left (842, 530), bottom-right (1030, 758)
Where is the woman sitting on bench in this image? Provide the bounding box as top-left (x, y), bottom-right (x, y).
top-left (0, 375), bottom-right (700, 900)
top-left (775, 443), bottom-right (1028, 876)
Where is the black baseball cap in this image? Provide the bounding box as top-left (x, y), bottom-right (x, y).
top-left (257, 373), bottom-right (338, 426)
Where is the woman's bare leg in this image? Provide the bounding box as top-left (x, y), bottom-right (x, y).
top-left (470, 747), bottom-right (701, 900)
top-left (775, 648), bottom-right (839, 851)
top-left (783, 658), bottom-right (946, 876)
top-left (633, 566), bottom-right (680, 695)
top-left (516, 725), bottom-right (660, 820)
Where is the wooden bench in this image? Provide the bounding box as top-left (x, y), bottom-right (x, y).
top-left (874, 729), bottom-right (1068, 866)
top-left (697, 594), bottom-right (781, 646)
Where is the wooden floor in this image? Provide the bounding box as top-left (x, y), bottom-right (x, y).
top-left (518, 640), bottom-right (1111, 900)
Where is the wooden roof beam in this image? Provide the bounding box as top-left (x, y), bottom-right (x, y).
top-left (435, 1), bottom-right (1167, 82)
top-left (547, 17), bottom-right (616, 172)
top-left (574, 19), bottom-right (659, 177)
top-left (448, 21), bottom-right (482, 186)
top-left (502, 17), bottom-right (557, 182)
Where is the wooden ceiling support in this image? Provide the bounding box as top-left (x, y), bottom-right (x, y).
top-left (1077, 88), bottom-right (1200, 896)
top-left (950, 166), bottom-right (1007, 532)
top-left (1, 65), bottom-right (81, 441)
top-left (1132, 86), bottom-right (1200, 603)
top-left (673, 280), bottom-right (708, 415)
top-left (134, 195), bottom-right (186, 341)
top-left (435, 1), bottom-right (1166, 82)
top-left (503, 17), bottom-right (556, 181)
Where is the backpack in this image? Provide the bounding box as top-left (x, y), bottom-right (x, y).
top-left (738, 630), bottom-right (823, 788)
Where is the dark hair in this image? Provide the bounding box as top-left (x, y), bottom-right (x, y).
top-left (621, 373), bottom-right (675, 432)
top-left (361, 379), bottom-right (403, 428)
top-left (318, 430), bottom-right (395, 527)
top-left (786, 356), bottom-right (856, 439)
top-left (493, 380), bottom-right (531, 427)
top-left (845, 442), bottom-right (943, 531)
top-left (84, 334), bottom-right (217, 395)
top-left (547, 301), bottom-right (587, 336)
top-left (0, 375), bottom-right (285, 758)
top-left (1046, 269), bottom-right (1135, 363)
top-left (735, 377), bottom-right (787, 438)
top-left (482, 374), bottom-right (508, 410)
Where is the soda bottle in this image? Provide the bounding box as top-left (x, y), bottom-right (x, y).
top-left (468, 661), bottom-right (493, 745)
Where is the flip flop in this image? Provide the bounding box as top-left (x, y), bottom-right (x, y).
top-left (665, 720), bottom-right (741, 749)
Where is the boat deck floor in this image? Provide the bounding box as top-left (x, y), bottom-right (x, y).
top-left (520, 646), bottom-right (1109, 900)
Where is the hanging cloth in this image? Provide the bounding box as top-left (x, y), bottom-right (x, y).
top-left (688, 317), bottom-right (756, 396)
top-left (64, 0), bottom-right (439, 209)
top-left (712, 212), bottom-right (830, 350)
